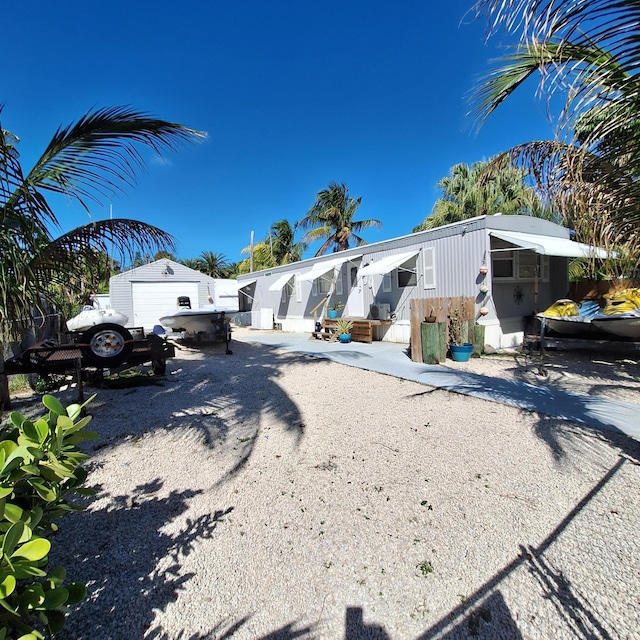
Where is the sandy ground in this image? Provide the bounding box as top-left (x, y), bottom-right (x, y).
top-left (5, 333), bottom-right (640, 639)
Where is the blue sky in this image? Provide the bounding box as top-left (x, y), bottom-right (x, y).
top-left (4, 1), bottom-right (554, 264)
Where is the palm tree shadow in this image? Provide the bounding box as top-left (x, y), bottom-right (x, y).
top-left (45, 340), bottom-right (322, 638)
top-left (50, 479), bottom-right (233, 640)
top-left (83, 340), bottom-right (313, 485)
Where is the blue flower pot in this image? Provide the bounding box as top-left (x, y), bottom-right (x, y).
top-left (450, 342), bottom-right (473, 362)
top-left (338, 333), bottom-right (351, 343)
top-left (328, 309), bottom-right (338, 319)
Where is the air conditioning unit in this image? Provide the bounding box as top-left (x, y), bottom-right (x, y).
top-left (370, 303), bottom-right (391, 320)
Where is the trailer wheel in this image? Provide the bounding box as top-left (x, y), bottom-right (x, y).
top-left (28, 373), bottom-right (41, 391)
top-left (82, 324), bottom-right (133, 367)
top-left (152, 359), bottom-right (166, 375)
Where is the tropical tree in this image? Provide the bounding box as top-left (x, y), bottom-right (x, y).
top-left (297, 181), bottom-right (382, 255)
top-left (236, 219), bottom-right (305, 274)
top-left (178, 257), bottom-right (203, 270)
top-left (268, 219), bottom-right (306, 264)
top-left (413, 158), bottom-right (550, 231)
top-left (237, 241), bottom-right (276, 274)
top-left (154, 250), bottom-right (176, 261)
top-left (470, 0), bottom-right (640, 276)
top-left (0, 105), bottom-right (203, 407)
top-left (197, 251), bottom-right (229, 278)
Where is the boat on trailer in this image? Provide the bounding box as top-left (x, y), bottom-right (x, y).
top-left (158, 296), bottom-right (236, 335)
top-left (591, 289), bottom-right (640, 338)
top-left (66, 306), bottom-right (128, 333)
top-left (536, 299), bottom-right (604, 336)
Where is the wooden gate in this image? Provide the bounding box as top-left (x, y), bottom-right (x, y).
top-left (409, 297), bottom-right (475, 363)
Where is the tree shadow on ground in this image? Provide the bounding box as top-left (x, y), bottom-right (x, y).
top-left (78, 339), bottom-right (321, 484)
top-left (49, 479), bottom-right (232, 640)
top-left (39, 340), bottom-right (326, 639)
top-left (343, 456), bottom-right (629, 639)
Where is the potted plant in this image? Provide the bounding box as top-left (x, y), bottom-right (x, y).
top-left (448, 308), bottom-right (473, 362)
top-left (424, 305), bottom-right (437, 323)
top-left (327, 300), bottom-right (344, 319)
top-left (334, 318), bottom-right (354, 343)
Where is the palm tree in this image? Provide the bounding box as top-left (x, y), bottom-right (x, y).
top-left (470, 0), bottom-right (640, 276)
top-left (238, 241), bottom-right (276, 274)
top-left (0, 105), bottom-right (204, 407)
top-left (178, 257), bottom-right (203, 270)
top-left (413, 159), bottom-right (549, 232)
top-left (297, 182), bottom-right (382, 256)
top-left (268, 219), bottom-right (306, 264)
top-left (197, 251), bottom-right (229, 278)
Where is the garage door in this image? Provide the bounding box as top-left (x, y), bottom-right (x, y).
top-left (131, 282), bottom-right (200, 331)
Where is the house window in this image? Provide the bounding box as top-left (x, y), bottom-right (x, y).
top-left (397, 256), bottom-right (418, 288)
top-left (382, 273), bottom-right (392, 293)
top-left (492, 250), bottom-right (515, 278)
top-left (318, 277), bottom-right (332, 294)
top-left (350, 266), bottom-right (358, 287)
top-left (518, 251), bottom-right (538, 279)
top-left (492, 243), bottom-right (550, 282)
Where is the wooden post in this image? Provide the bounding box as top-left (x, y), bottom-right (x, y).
top-left (473, 324), bottom-right (485, 357)
top-left (421, 322), bottom-right (445, 364)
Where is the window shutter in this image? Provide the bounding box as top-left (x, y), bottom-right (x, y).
top-left (336, 270), bottom-right (343, 295)
top-left (423, 247), bottom-right (436, 289)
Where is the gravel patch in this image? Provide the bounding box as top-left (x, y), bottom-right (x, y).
top-left (7, 335), bottom-right (640, 639)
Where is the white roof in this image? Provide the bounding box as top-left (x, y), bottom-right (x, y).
top-left (268, 273), bottom-right (294, 292)
top-left (489, 230), bottom-right (609, 258)
top-left (296, 254), bottom-right (362, 282)
top-left (358, 250), bottom-right (420, 277)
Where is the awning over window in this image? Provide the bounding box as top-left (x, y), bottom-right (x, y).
top-left (219, 279), bottom-right (256, 297)
top-left (357, 250), bottom-right (420, 277)
top-left (268, 273), bottom-right (294, 292)
top-left (489, 231), bottom-right (609, 259)
top-left (235, 278), bottom-right (257, 290)
top-left (296, 254), bottom-right (362, 282)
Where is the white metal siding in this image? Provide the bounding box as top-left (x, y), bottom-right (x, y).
top-left (131, 282), bottom-right (199, 330)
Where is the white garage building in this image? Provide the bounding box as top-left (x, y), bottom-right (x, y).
top-left (109, 259), bottom-right (240, 332)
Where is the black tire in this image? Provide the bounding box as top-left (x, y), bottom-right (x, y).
top-left (28, 372), bottom-right (41, 391)
top-left (151, 359), bottom-right (167, 375)
top-left (81, 324), bottom-right (133, 367)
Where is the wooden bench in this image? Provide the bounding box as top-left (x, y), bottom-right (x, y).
top-left (310, 318), bottom-right (375, 344)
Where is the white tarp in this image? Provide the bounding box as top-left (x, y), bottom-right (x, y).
top-left (489, 231), bottom-right (609, 258)
top-left (296, 254), bottom-right (362, 282)
top-left (357, 250), bottom-right (420, 277)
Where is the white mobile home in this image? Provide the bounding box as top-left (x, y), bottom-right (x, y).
top-left (109, 259), bottom-right (240, 332)
top-left (236, 215), bottom-right (607, 349)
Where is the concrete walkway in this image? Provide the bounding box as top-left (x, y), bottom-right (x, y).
top-left (234, 329), bottom-right (640, 441)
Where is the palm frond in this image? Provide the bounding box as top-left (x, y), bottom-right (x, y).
top-left (25, 106), bottom-right (205, 224)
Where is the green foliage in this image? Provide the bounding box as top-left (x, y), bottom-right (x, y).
top-left (0, 394), bottom-right (95, 639)
top-left (448, 309), bottom-right (466, 346)
top-left (413, 159), bottom-right (547, 232)
top-left (298, 182), bottom-right (382, 256)
top-left (471, 0), bottom-right (640, 277)
top-left (6, 378), bottom-right (28, 396)
top-left (334, 318), bottom-right (354, 335)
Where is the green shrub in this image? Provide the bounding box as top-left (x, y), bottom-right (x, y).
top-left (0, 394), bottom-right (97, 639)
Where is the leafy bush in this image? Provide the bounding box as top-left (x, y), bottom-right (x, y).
top-left (0, 394), bottom-right (96, 639)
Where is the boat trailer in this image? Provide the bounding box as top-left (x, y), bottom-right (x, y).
top-left (3, 323), bottom-right (175, 401)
